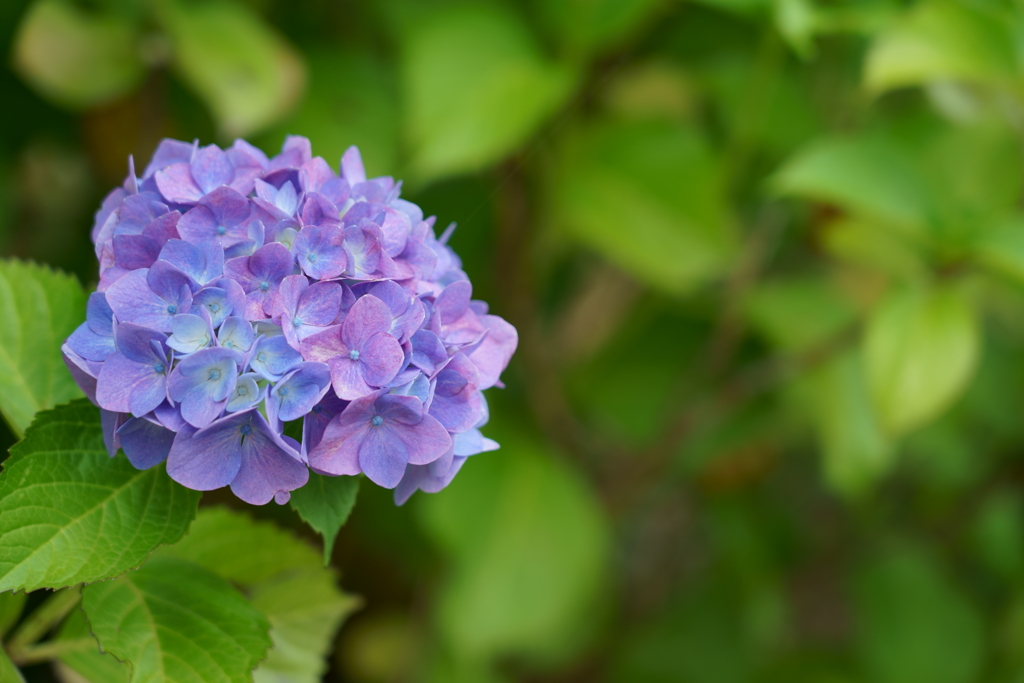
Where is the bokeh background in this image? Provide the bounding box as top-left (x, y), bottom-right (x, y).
top-left (4, 0), bottom-right (1024, 681)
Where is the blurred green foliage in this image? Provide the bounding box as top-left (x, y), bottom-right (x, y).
top-left (7, 0), bottom-right (1024, 681)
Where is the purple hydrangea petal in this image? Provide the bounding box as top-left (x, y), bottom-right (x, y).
top-left (96, 351), bottom-right (166, 415)
top-left (167, 423), bottom-right (241, 491)
top-left (226, 373), bottom-right (262, 413)
top-left (341, 146), bottom-right (366, 185)
top-left (342, 223), bottom-right (382, 279)
top-left (144, 139), bottom-right (194, 178)
top-left (358, 333), bottom-right (404, 387)
top-left (218, 315), bottom-right (256, 353)
top-left (358, 427), bottom-right (410, 488)
top-left (428, 353), bottom-right (483, 434)
top-left (167, 347), bottom-right (240, 428)
top-left (167, 313), bottom-right (214, 354)
top-left (67, 322), bottom-right (115, 362)
top-left (117, 416), bottom-right (175, 469)
top-left (63, 345), bottom-right (98, 402)
top-left (294, 226), bottom-right (346, 280)
top-left (106, 267), bottom-right (191, 333)
top-left (227, 410), bottom-right (308, 505)
top-left (307, 393), bottom-right (376, 475)
top-left (301, 390), bottom-right (348, 457)
top-left (269, 362), bottom-right (331, 423)
top-left (190, 144), bottom-right (233, 195)
top-left (249, 334), bottom-right (302, 381)
top-left (341, 294), bottom-right (393, 350)
top-left (155, 162), bottom-right (203, 204)
top-left (176, 186), bottom-right (252, 246)
top-left (468, 314), bottom-right (519, 389)
top-left (393, 456), bottom-right (468, 506)
top-left (453, 428), bottom-right (500, 457)
top-left (113, 234), bottom-right (161, 270)
top-left (158, 239), bottom-right (224, 285)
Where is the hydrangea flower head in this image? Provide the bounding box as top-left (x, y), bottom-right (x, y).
top-left (65, 137), bottom-right (517, 505)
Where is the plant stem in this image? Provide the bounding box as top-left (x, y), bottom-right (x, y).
top-left (4, 587), bottom-right (81, 660)
top-left (9, 637), bottom-right (97, 667)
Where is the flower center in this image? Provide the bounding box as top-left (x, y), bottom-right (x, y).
top-left (279, 387), bottom-right (289, 397)
top-left (257, 353), bottom-right (267, 362)
top-left (259, 281), bottom-right (270, 292)
top-left (217, 225), bottom-right (227, 235)
top-left (223, 340), bottom-right (234, 348)
top-left (312, 404), bottom-right (323, 414)
top-left (237, 386), bottom-right (248, 396)
top-left (166, 304), bottom-right (177, 314)
top-left (240, 424), bottom-right (252, 436)
top-left (209, 369), bottom-right (221, 381)
top-left (153, 362), bottom-right (165, 374)
top-left (349, 349), bottom-right (360, 361)
top-left (209, 303), bottom-right (220, 313)
top-left (308, 253), bottom-right (318, 262)
top-left (371, 415), bottom-right (383, 427)
top-left (292, 317), bottom-right (302, 327)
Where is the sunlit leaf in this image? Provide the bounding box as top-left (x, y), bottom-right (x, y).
top-left (863, 286), bottom-right (979, 436)
top-left (810, 350), bottom-right (894, 495)
top-left (12, 0), bottom-right (144, 109)
top-left (865, 0), bottom-right (1018, 93)
top-left (855, 551), bottom-right (985, 683)
top-left (533, 0), bottom-right (666, 57)
top-left (82, 557), bottom-right (272, 683)
top-left (0, 259), bottom-right (85, 436)
top-left (0, 400), bottom-right (200, 593)
top-left (290, 473), bottom-right (360, 565)
top-left (420, 438), bottom-right (610, 664)
top-left (402, 4), bottom-right (575, 181)
top-left (553, 120), bottom-right (736, 293)
top-left (157, 0), bottom-right (305, 136)
top-left (745, 276), bottom-right (855, 352)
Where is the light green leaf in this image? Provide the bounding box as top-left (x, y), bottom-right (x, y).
top-left (863, 286), bottom-right (980, 436)
top-left (54, 609), bottom-right (129, 683)
top-left (154, 506), bottom-right (320, 584)
top-left (251, 568), bottom-right (359, 683)
top-left (0, 400), bottom-right (201, 593)
top-left (81, 557), bottom-right (272, 683)
top-left (402, 4), bottom-right (575, 181)
top-left (532, 0), bottom-right (666, 57)
top-left (0, 646), bottom-right (24, 683)
top-left (0, 591), bottom-right (26, 638)
top-left (0, 259), bottom-right (86, 436)
top-left (971, 215), bottom-right (1024, 283)
top-left (865, 0), bottom-right (1018, 94)
top-left (855, 551), bottom-right (985, 683)
top-left (289, 473), bottom-right (359, 565)
top-left (773, 135), bottom-right (933, 233)
top-left (12, 0), bottom-right (144, 109)
top-left (821, 217), bottom-right (929, 281)
top-left (810, 350), bottom-right (894, 496)
top-left (553, 120), bottom-right (736, 293)
top-left (157, 0), bottom-right (305, 136)
top-left (158, 507), bottom-right (356, 683)
top-left (420, 440), bottom-right (610, 664)
top-left (745, 276), bottom-right (856, 352)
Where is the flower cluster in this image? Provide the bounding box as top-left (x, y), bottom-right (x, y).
top-left (63, 137), bottom-right (517, 505)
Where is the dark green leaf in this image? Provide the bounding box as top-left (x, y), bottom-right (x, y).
top-left (0, 591), bottom-right (26, 638)
top-left (157, 0), bottom-right (305, 136)
top-left (289, 473), bottom-right (359, 565)
top-left (0, 259), bottom-right (86, 436)
top-left (0, 400), bottom-right (201, 592)
top-left (856, 551), bottom-right (985, 683)
top-left (533, 0), bottom-right (666, 57)
top-left (402, 4), bottom-right (574, 181)
top-left (12, 0), bottom-right (144, 109)
top-left (553, 120), bottom-right (736, 293)
top-left (81, 557), bottom-right (272, 683)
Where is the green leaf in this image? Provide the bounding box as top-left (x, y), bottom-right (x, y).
top-left (773, 135), bottom-right (933, 233)
top-left (0, 259), bottom-right (86, 436)
top-left (12, 0), bottom-right (144, 109)
top-left (420, 438), bottom-right (610, 664)
top-left (745, 276), bottom-right (856, 352)
top-left (855, 551), bottom-right (985, 683)
top-left (810, 350), bottom-right (894, 496)
top-left (81, 557), bottom-right (272, 683)
top-left (0, 591), bottom-right (26, 638)
top-left (54, 609), bottom-right (129, 683)
top-left (553, 120), bottom-right (736, 293)
top-left (402, 4), bottom-right (575, 182)
top-left (289, 473), bottom-right (359, 564)
top-left (532, 0), bottom-right (666, 57)
top-left (155, 506), bottom-right (320, 583)
top-left (260, 50), bottom-right (398, 178)
top-left (863, 286), bottom-right (980, 436)
top-left (0, 400), bottom-right (201, 593)
top-left (157, 0), bottom-right (305, 136)
top-left (250, 567), bottom-right (359, 683)
top-left (0, 646), bottom-right (24, 683)
top-left (864, 0), bottom-right (1018, 94)
top-left (158, 507), bottom-right (356, 683)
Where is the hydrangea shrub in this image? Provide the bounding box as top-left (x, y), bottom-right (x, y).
top-left (63, 136), bottom-right (517, 506)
